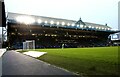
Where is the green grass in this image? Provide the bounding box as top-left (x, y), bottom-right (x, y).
top-left (35, 47), bottom-right (118, 76)
top-left (19, 46), bottom-right (119, 76)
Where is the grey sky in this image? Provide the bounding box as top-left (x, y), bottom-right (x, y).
top-left (4, 0), bottom-right (119, 30)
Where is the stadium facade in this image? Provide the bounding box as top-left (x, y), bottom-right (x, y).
top-left (6, 12), bottom-right (119, 49)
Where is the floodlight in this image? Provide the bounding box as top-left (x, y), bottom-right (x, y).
top-left (80, 25), bottom-right (83, 28)
top-left (50, 20), bottom-right (54, 24)
top-left (45, 21), bottom-right (48, 23)
top-left (38, 19), bottom-right (42, 23)
top-left (16, 16), bottom-right (35, 24)
top-left (62, 22), bottom-right (65, 25)
top-left (102, 27), bottom-right (104, 29)
top-left (32, 34), bottom-right (35, 36)
top-left (57, 22), bottom-right (59, 25)
top-left (89, 26), bottom-right (91, 28)
top-left (72, 23), bottom-right (75, 26)
top-left (67, 23), bottom-right (70, 26)
top-left (92, 26), bottom-right (94, 28)
top-left (77, 24), bottom-right (79, 27)
top-left (108, 28), bottom-right (110, 30)
top-left (96, 27), bottom-right (98, 29)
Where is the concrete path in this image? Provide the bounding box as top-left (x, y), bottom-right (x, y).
top-left (2, 50), bottom-right (77, 76)
top-left (0, 49), bottom-right (6, 77)
top-left (0, 49), bottom-right (6, 57)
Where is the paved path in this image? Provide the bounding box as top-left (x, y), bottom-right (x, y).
top-left (2, 50), bottom-right (76, 75)
top-left (0, 49), bottom-right (6, 57)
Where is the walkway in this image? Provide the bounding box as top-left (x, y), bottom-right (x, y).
top-left (2, 50), bottom-right (77, 76)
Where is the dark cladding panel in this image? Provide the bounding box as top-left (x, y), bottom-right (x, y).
top-left (2, 2), bottom-right (6, 27)
top-left (0, 1), bottom-right (2, 27)
top-left (0, 1), bottom-right (6, 27)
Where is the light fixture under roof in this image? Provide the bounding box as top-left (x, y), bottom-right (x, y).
top-left (56, 22), bottom-right (59, 25)
top-left (96, 27), bottom-right (98, 29)
top-left (92, 26), bottom-right (94, 28)
top-left (77, 24), bottom-right (79, 27)
top-left (102, 27), bottom-right (104, 29)
top-left (37, 19), bottom-right (42, 23)
top-left (16, 16), bottom-right (35, 24)
top-left (67, 23), bottom-right (70, 26)
top-left (89, 26), bottom-right (91, 28)
top-left (45, 21), bottom-right (48, 23)
top-left (62, 22), bottom-right (65, 25)
top-left (50, 20), bottom-right (54, 24)
top-left (80, 25), bottom-right (83, 28)
top-left (72, 23), bottom-right (75, 26)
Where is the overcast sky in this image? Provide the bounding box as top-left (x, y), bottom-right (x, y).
top-left (4, 0), bottom-right (120, 30)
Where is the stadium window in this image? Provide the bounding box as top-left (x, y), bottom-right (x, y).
top-left (11, 33), bottom-right (15, 35)
top-left (50, 20), bottom-right (54, 24)
top-left (37, 19), bottom-right (42, 23)
top-left (62, 22), bottom-right (65, 25)
top-left (56, 22), bottom-right (59, 25)
top-left (18, 33), bottom-right (22, 35)
top-left (15, 29), bottom-right (17, 31)
top-left (30, 30), bottom-right (32, 32)
top-left (74, 35), bottom-right (77, 37)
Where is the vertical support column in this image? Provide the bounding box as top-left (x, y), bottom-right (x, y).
top-left (27, 42), bottom-right (29, 50)
top-left (0, 28), bottom-right (2, 48)
top-left (0, 1), bottom-right (4, 77)
top-left (33, 40), bottom-right (35, 50)
top-left (0, 56), bottom-right (2, 77)
top-left (0, 1), bottom-right (2, 48)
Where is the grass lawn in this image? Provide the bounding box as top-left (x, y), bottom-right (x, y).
top-left (19, 46), bottom-right (119, 76)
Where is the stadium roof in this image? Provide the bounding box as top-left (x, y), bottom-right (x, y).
top-left (7, 12), bottom-right (115, 31)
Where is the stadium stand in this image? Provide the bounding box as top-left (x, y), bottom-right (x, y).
top-left (6, 12), bottom-right (119, 49)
